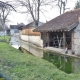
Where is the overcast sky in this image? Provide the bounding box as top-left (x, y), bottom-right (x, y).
top-left (7, 0), bottom-right (77, 26)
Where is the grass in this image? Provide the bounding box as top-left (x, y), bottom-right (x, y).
top-left (0, 42), bottom-right (80, 80)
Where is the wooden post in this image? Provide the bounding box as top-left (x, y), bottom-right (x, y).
top-left (71, 31), bottom-right (74, 54)
top-left (47, 32), bottom-right (49, 47)
top-left (63, 31), bottom-right (66, 49)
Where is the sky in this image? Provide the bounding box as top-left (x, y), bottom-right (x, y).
top-left (7, 0), bottom-right (77, 26)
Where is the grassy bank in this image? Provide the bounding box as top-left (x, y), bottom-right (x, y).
top-left (0, 42), bottom-right (80, 80)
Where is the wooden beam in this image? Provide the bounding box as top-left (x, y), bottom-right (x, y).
top-left (63, 31), bottom-right (66, 49)
top-left (47, 32), bottom-right (49, 47)
top-left (71, 31), bottom-right (74, 53)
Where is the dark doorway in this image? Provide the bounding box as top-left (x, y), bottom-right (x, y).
top-left (49, 31), bottom-right (71, 49)
top-left (65, 32), bottom-right (71, 49)
top-left (49, 32), bottom-right (63, 48)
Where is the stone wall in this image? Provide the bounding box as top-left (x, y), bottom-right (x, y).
top-left (21, 35), bottom-right (43, 47)
top-left (74, 23), bottom-right (80, 55)
top-left (20, 40), bottom-right (43, 58)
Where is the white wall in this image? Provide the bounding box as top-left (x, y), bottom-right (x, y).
top-left (21, 35), bottom-right (43, 47)
top-left (10, 29), bottom-right (14, 35)
top-left (10, 29), bottom-right (19, 36)
top-left (74, 23), bottom-right (80, 55)
top-left (21, 40), bottom-right (43, 58)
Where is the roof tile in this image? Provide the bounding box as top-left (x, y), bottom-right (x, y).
top-left (34, 8), bottom-right (80, 32)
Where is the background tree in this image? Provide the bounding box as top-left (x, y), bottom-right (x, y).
top-left (0, 1), bottom-right (16, 39)
top-left (16, 0), bottom-right (58, 26)
top-left (74, 0), bottom-right (80, 9)
top-left (17, 0), bottom-right (69, 27)
top-left (57, 0), bottom-right (68, 15)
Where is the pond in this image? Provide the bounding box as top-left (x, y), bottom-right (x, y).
top-left (43, 52), bottom-right (80, 73)
top-left (20, 40), bottom-right (80, 74)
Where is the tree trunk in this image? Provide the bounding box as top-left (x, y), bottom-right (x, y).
top-left (2, 8), bottom-right (5, 39)
top-left (37, 0), bottom-right (40, 27)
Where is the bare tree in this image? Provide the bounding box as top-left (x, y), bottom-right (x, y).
top-left (16, 0), bottom-right (57, 26)
top-left (57, 0), bottom-right (67, 15)
top-left (16, 0), bottom-right (69, 27)
top-left (74, 0), bottom-right (80, 9)
top-left (0, 1), bottom-right (16, 39)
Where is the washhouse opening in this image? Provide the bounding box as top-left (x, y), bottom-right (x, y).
top-left (43, 31), bottom-right (72, 49)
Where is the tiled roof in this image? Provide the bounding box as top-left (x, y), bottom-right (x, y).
top-left (22, 22), bottom-right (43, 29)
top-left (10, 25), bottom-right (19, 29)
top-left (34, 8), bottom-right (80, 32)
top-left (10, 23), bottom-right (25, 29)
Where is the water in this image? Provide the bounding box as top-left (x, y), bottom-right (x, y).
top-left (20, 40), bottom-right (80, 74)
top-left (43, 52), bottom-right (73, 73)
top-left (44, 52), bottom-right (80, 73)
top-left (10, 36), bottom-right (20, 49)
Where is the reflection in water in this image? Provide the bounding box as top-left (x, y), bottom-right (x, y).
top-left (20, 40), bottom-right (43, 58)
top-left (72, 59), bottom-right (80, 73)
top-left (20, 40), bottom-right (80, 74)
top-left (43, 52), bottom-right (72, 73)
top-left (43, 52), bottom-right (80, 73)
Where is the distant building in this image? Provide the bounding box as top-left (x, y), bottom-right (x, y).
top-left (34, 8), bottom-right (80, 55)
top-left (19, 21), bottom-right (43, 47)
top-left (7, 29), bottom-right (10, 35)
top-left (10, 23), bottom-right (24, 46)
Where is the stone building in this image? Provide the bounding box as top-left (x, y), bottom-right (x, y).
top-left (10, 23), bottom-right (24, 46)
top-left (19, 22), bottom-right (43, 47)
top-left (34, 8), bottom-right (80, 55)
